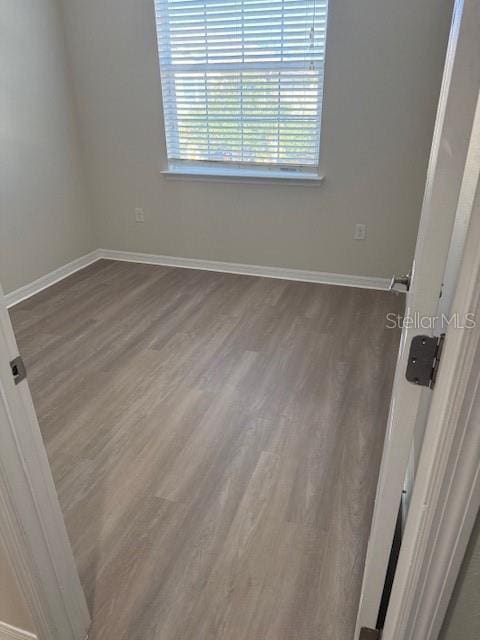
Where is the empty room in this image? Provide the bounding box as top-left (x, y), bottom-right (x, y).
top-left (2, 1), bottom-right (480, 640)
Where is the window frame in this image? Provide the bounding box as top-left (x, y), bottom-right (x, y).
top-left (154, 0), bottom-right (329, 181)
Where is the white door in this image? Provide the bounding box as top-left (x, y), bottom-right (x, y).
top-left (355, 0), bottom-right (480, 636)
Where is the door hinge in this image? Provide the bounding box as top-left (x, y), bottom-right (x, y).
top-left (405, 334), bottom-right (445, 388)
top-left (10, 356), bottom-right (27, 385)
top-left (359, 628), bottom-right (382, 640)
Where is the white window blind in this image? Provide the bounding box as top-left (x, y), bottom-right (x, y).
top-left (154, 0), bottom-right (328, 170)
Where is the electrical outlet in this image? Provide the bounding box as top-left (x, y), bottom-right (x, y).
top-left (135, 208), bottom-right (145, 223)
top-left (354, 223), bottom-right (366, 240)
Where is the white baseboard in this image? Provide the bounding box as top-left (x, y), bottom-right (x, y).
top-left (0, 622), bottom-right (37, 640)
top-left (4, 251), bottom-right (101, 308)
top-left (4, 248), bottom-right (391, 308)
top-left (98, 249), bottom-right (391, 290)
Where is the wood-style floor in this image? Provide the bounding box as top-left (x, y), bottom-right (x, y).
top-left (9, 259), bottom-right (402, 640)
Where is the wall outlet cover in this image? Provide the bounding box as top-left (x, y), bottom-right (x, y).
top-left (354, 224), bottom-right (367, 240)
top-left (135, 208), bottom-right (145, 223)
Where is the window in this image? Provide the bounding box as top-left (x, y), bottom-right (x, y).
top-left (154, 0), bottom-right (328, 177)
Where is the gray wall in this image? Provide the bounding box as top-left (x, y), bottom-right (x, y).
top-left (0, 0), bottom-right (94, 294)
top-left (440, 510), bottom-right (480, 640)
top-left (59, 0), bottom-right (453, 279)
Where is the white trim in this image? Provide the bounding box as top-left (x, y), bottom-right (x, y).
top-left (0, 622), bottom-right (37, 640)
top-left (161, 163), bottom-right (325, 185)
top-left (98, 249), bottom-right (391, 290)
top-left (4, 248), bottom-right (392, 311)
top-left (4, 249), bottom-right (393, 310)
top-left (4, 251), bottom-right (101, 308)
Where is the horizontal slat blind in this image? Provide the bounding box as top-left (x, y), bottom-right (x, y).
top-left (154, 0), bottom-right (328, 168)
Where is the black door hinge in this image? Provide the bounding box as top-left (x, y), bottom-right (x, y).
top-left (359, 628), bottom-right (381, 640)
top-left (405, 334), bottom-right (445, 389)
top-left (10, 356), bottom-right (27, 385)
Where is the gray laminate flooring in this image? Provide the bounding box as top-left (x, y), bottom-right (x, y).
top-left (9, 259), bottom-right (402, 640)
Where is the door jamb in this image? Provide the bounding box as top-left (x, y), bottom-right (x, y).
top-left (355, 0), bottom-right (480, 634)
top-left (381, 90), bottom-right (480, 640)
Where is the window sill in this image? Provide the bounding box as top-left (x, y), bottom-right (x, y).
top-left (161, 164), bottom-right (324, 185)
